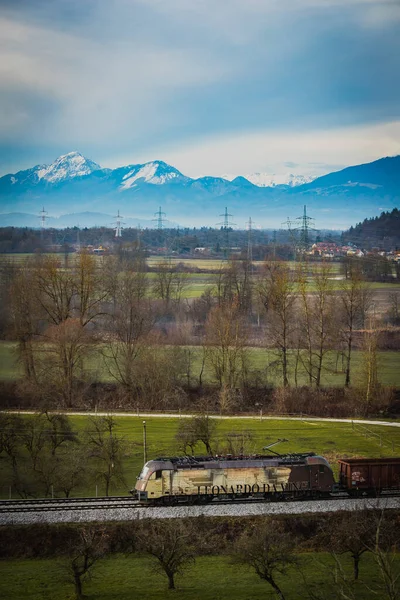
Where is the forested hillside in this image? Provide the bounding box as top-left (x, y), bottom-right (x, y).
top-left (342, 208), bottom-right (400, 249)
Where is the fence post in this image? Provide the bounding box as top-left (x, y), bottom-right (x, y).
top-left (260, 409), bottom-right (263, 422)
top-left (9, 485), bottom-right (11, 500)
top-left (51, 485), bottom-right (54, 499)
top-left (352, 420), bottom-right (354, 431)
top-left (137, 405), bottom-right (139, 417)
top-left (96, 484), bottom-right (98, 498)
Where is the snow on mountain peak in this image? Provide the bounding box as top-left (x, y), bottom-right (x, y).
top-left (37, 151), bottom-right (101, 183)
top-left (222, 172), bottom-right (316, 187)
top-left (120, 160), bottom-right (184, 190)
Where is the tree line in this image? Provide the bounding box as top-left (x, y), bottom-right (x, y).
top-left (0, 413), bottom-right (130, 499)
top-left (0, 252), bottom-right (398, 415)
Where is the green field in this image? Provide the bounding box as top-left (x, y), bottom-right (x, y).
top-left (1, 253), bottom-right (398, 300)
top-left (2, 413), bottom-right (400, 498)
top-left (0, 553), bottom-right (397, 600)
top-left (1, 342), bottom-right (399, 387)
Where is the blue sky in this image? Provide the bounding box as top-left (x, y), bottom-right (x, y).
top-left (0, 0), bottom-right (399, 178)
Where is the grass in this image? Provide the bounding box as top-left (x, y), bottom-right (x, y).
top-left (1, 342), bottom-right (399, 387)
top-left (0, 553), bottom-right (397, 600)
top-left (2, 414), bottom-right (400, 498)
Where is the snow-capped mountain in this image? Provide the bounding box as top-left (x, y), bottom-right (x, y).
top-left (35, 151), bottom-right (101, 183)
top-left (116, 160), bottom-right (190, 190)
top-left (1, 153), bottom-right (399, 229)
top-left (6, 151), bottom-right (102, 187)
top-left (223, 172), bottom-right (316, 187)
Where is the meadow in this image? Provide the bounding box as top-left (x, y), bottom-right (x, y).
top-left (1, 342), bottom-right (399, 387)
top-left (2, 413), bottom-right (400, 498)
top-left (0, 553), bottom-right (397, 600)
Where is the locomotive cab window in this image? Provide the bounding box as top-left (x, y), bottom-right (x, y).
top-left (319, 465), bottom-right (325, 473)
top-left (149, 470), bottom-right (162, 480)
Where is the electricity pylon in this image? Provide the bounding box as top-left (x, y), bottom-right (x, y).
top-left (113, 210), bottom-right (125, 238)
top-left (153, 206), bottom-right (167, 230)
top-left (246, 216), bottom-right (254, 263)
top-left (217, 207), bottom-right (235, 257)
top-left (283, 205), bottom-right (316, 256)
top-left (39, 206), bottom-right (48, 241)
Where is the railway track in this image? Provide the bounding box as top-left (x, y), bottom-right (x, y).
top-left (1, 491), bottom-right (400, 514)
top-left (0, 496), bottom-right (141, 513)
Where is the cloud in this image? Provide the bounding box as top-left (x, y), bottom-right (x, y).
top-left (116, 121), bottom-right (400, 177)
top-left (0, 0), bottom-right (399, 174)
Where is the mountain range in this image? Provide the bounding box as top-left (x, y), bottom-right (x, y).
top-left (0, 151), bottom-right (399, 230)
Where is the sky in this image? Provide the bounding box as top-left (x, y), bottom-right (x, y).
top-left (0, 0), bottom-right (400, 178)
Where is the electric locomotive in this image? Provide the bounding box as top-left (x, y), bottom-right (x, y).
top-left (133, 452), bottom-right (335, 505)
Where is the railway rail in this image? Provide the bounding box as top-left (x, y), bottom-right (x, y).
top-left (2, 491), bottom-right (400, 515)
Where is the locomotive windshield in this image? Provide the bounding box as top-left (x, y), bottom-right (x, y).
top-left (138, 465), bottom-right (150, 480)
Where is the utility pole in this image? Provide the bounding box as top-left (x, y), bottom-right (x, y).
top-left (143, 420), bottom-right (147, 465)
top-left (113, 210), bottom-right (125, 238)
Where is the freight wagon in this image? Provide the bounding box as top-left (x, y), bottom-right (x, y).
top-left (338, 457), bottom-right (400, 495)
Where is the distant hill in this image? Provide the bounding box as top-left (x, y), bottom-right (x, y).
top-left (1, 152), bottom-right (399, 229)
top-left (342, 208), bottom-right (400, 250)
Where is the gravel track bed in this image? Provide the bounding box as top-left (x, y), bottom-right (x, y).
top-left (2, 497), bottom-right (400, 525)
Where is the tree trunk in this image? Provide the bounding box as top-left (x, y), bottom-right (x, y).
top-left (353, 555), bottom-right (360, 580)
top-left (167, 572), bottom-right (175, 590)
top-left (345, 328), bottom-right (353, 388)
top-left (74, 572), bottom-right (83, 600)
top-left (266, 575), bottom-right (285, 600)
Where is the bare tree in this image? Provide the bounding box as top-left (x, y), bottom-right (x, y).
top-left (152, 260), bottom-right (189, 308)
top-left (175, 414), bottom-right (217, 455)
top-left (232, 522), bottom-right (297, 600)
top-left (358, 325), bottom-right (380, 415)
top-left (39, 318), bottom-right (92, 408)
top-left (329, 510), bottom-right (374, 580)
top-left (205, 301), bottom-right (249, 389)
top-left (33, 255), bottom-right (75, 325)
top-left (387, 291), bottom-right (400, 326)
top-left (137, 519), bottom-right (195, 590)
top-left (298, 262), bottom-right (337, 387)
top-left (258, 262), bottom-right (297, 387)
top-left (73, 250), bottom-right (108, 327)
top-left (84, 416), bottom-right (128, 496)
top-left (62, 526), bottom-right (110, 600)
top-left (339, 273), bottom-right (373, 387)
top-left (371, 510), bottom-right (400, 600)
top-left (102, 266), bottom-right (153, 401)
top-left (9, 263), bottom-right (39, 381)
